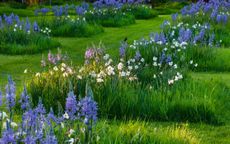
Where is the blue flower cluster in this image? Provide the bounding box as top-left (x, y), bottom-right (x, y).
top-left (0, 76), bottom-right (98, 143)
top-left (154, 0), bottom-right (230, 47)
top-left (76, 2), bottom-right (89, 15)
top-left (0, 13), bottom-right (40, 33)
top-left (35, 4), bottom-right (76, 17)
top-left (93, 0), bottom-right (143, 9)
top-left (181, 0), bottom-right (230, 24)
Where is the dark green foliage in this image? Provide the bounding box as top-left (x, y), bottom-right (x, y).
top-left (122, 5), bottom-right (158, 19)
top-left (154, 2), bottom-right (189, 15)
top-left (150, 0), bottom-right (171, 7)
top-left (213, 25), bottom-right (230, 47)
top-left (52, 21), bottom-right (103, 37)
top-left (193, 49), bottom-right (230, 72)
top-left (38, 17), bottom-right (104, 37)
top-left (185, 46), bottom-right (216, 71)
top-left (91, 78), bottom-right (222, 124)
top-left (85, 9), bottom-right (135, 27)
top-left (8, 1), bottom-right (28, 9)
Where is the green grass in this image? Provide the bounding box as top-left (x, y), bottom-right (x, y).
top-left (94, 120), bottom-right (201, 144)
top-left (191, 72), bottom-right (230, 122)
top-left (94, 120), bottom-right (230, 144)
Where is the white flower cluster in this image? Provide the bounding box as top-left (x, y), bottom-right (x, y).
top-left (168, 72), bottom-right (183, 85)
top-left (0, 111), bottom-right (18, 129)
top-left (35, 63), bottom-right (75, 78)
top-left (126, 31), bottom-right (199, 86)
top-left (86, 8), bottom-right (127, 17)
top-left (117, 59), bottom-right (138, 81)
top-left (40, 27), bottom-right (51, 36)
top-left (13, 24), bottom-right (23, 32)
top-left (63, 15), bottom-right (86, 23)
top-left (78, 53), bottom-right (138, 83)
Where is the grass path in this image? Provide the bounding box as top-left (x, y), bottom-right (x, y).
top-left (0, 15), bottom-right (230, 143)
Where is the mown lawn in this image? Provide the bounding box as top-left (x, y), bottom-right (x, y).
top-left (0, 9), bottom-right (230, 143)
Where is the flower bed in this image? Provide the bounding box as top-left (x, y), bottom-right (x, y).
top-left (0, 14), bottom-right (60, 55)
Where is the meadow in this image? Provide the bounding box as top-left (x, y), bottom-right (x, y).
top-left (0, 0), bottom-right (230, 143)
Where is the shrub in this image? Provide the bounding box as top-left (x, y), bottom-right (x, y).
top-left (122, 4), bottom-right (158, 19)
top-left (28, 50), bottom-right (78, 113)
top-left (50, 17), bottom-right (103, 37)
top-left (84, 8), bottom-right (135, 27)
top-left (178, 0), bottom-right (230, 47)
top-left (28, 45), bottom-right (220, 124)
top-left (35, 7), bottom-right (104, 37)
top-left (0, 30), bottom-right (60, 55)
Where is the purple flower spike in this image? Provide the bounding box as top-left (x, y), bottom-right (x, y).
top-left (35, 98), bottom-right (46, 115)
top-left (0, 90), bottom-right (2, 106)
top-left (171, 13), bottom-right (178, 21)
top-left (119, 41), bottom-right (127, 58)
top-left (65, 91), bottom-right (78, 120)
top-left (85, 48), bottom-right (95, 59)
top-left (76, 6), bottom-right (85, 16)
top-left (25, 18), bottom-right (31, 32)
top-left (134, 51), bottom-right (141, 60)
top-left (43, 127), bottom-right (58, 144)
top-left (33, 21), bottom-right (39, 32)
top-left (23, 135), bottom-right (37, 144)
top-left (5, 76), bottom-right (16, 111)
top-left (79, 96), bottom-right (98, 125)
top-left (40, 8), bottom-right (50, 16)
top-left (47, 108), bottom-right (59, 125)
top-left (19, 85), bottom-right (30, 111)
top-left (0, 126), bottom-right (15, 143)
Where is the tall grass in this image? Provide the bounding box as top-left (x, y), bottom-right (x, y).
top-left (28, 68), bottom-right (224, 124)
top-left (37, 16), bottom-right (104, 37)
top-left (91, 77), bottom-right (223, 124)
top-left (0, 29), bottom-right (60, 55)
